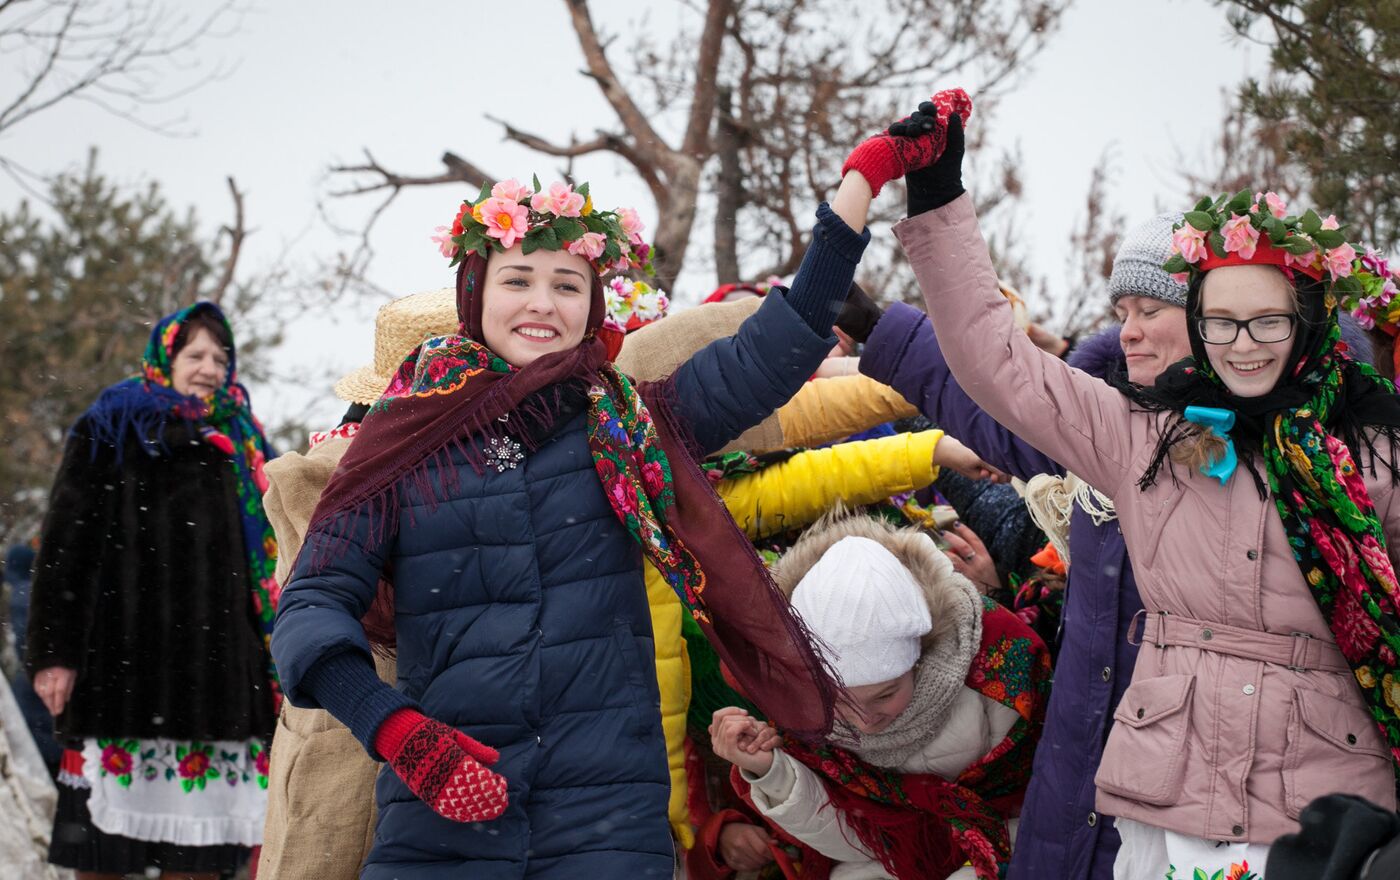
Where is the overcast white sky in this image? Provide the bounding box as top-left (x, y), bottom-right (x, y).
top-left (0, 0), bottom-right (1264, 435)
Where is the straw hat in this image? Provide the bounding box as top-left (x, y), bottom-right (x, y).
top-left (333, 288), bottom-right (459, 404)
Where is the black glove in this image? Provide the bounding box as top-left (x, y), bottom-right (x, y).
top-left (835, 282), bottom-right (883, 345)
top-left (899, 107), bottom-right (965, 217)
top-left (1266, 794), bottom-right (1400, 880)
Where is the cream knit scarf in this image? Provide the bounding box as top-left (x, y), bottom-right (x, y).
top-left (830, 575), bottom-right (983, 768)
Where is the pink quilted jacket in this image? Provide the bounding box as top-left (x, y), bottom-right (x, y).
top-left (896, 194), bottom-right (1398, 845)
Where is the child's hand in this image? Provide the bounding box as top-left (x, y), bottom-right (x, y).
top-left (710, 707), bottom-right (780, 777)
top-left (718, 822), bottom-right (776, 872)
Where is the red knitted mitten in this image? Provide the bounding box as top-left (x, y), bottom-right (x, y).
top-left (374, 708), bottom-right (508, 823)
top-left (841, 88), bottom-right (973, 197)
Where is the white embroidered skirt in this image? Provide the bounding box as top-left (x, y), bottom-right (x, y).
top-left (79, 737), bottom-right (268, 847)
top-left (1114, 818), bottom-right (1271, 880)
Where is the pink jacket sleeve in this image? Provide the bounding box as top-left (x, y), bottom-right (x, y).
top-left (893, 194), bottom-right (1136, 496)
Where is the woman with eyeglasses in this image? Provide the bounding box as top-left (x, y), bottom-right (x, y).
top-left (874, 94), bottom-right (1400, 880)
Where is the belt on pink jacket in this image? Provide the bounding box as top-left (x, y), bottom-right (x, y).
top-left (1128, 609), bottom-right (1350, 674)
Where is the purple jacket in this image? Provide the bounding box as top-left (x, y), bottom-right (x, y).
top-left (861, 303), bottom-right (1139, 880)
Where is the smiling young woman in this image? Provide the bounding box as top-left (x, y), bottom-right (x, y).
top-left (271, 170), bottom-right (885, 878)
top-left (900, 115), bottom-right (1400, 878)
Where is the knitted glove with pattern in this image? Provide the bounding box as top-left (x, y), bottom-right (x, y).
top-left (373, 708), bottom-right (509, 823)
top-left (840, 88), bottom-right (972, 198)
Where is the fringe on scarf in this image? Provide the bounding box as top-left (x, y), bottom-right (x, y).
top-left (1022, 472), bottom-right (1116, 565)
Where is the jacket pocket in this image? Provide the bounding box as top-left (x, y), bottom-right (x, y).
top-left (612, 618), bottom-right (661, 740)
top-left (1282, 687), bottom-right (1394, 819)
top-left (1134, 487), bottom-right (1184, 572)
top-left (1094, 673), bottom-right (1195, 806)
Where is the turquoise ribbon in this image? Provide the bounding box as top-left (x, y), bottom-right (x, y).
top-left (1183, 405), bottom-right (1238, 485)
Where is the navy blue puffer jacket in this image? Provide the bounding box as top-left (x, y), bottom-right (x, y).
top-left (273, 292), bottom-right (838, 879)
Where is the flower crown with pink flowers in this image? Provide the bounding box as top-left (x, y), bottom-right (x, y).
top-left (432, 175), bottom-right (653, 277)
top-left (603, 277), bottom-right (670, 333)
top-left (1164, 189), bottom-right (1398, 329)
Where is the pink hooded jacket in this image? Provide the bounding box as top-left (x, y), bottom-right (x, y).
top-left (897, 193), bottom-right (1398, 845)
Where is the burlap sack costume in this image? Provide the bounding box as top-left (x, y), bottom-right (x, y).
top-left (258, 290), bottom-right (454, 880)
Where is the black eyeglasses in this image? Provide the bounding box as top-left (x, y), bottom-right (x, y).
top-left (1196, 314), bottom-right (1297, 345)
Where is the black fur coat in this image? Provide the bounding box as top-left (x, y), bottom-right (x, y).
top-left (26, 417), bottom-right (276, 740)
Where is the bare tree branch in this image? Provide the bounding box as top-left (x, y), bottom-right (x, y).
top-left (679, 0), bottom-right (732, 158)
top-left (564, 0), bottom-right (668, 169)
top-left (209, 176), bottom-right (246, 305)
top-left (0, 0), bottom-right (242, 161)
top-left (486, 115), bottom-right (613, 158)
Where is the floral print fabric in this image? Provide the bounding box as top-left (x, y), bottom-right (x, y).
top-left (1257, 317), bottom-right (1400, 774)
top-left (76, 737), bottom-right (269, 846)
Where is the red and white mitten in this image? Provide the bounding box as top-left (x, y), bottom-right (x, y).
top-left (841, 87), bottom-right (973, 196)
top-left (374, 708), bottom-right (509, 823)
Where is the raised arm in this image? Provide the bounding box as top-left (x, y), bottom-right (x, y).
top-left (719, 430), bottom-right (944, 540)
top-left (670, 173), bottom-right (874, 455)
top-left (860, 301), bottom-right (1063, 481)
top-left (888, 112), bottom-right (1136, 494)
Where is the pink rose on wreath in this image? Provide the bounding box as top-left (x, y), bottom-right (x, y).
top-left (1256, 191), bottom-right (1289, 217)
top-left (617, 207), bottom-right (645, 244)
top-left (431, 225), bottom-right (458, 259)
top-left (1353, 308), bottom-right (1377, 330)
top-left (1321, 214), bottom-right (1341, 231)
top-left (1324, 243), bottom-right (1357, 279)
top-left (178, 750), bottom-right (211, 780)
top-left (566, 231), bottom-right (608, 261)
top-left (491, 178), bottom-right (532, 203)
top-left (1221, 214), bottom-right (1260, 259)
top-left (480, 197), bottom-right (529, 249)
top-left (1172, 224), bottom-right (1208, 265)
top-left (531, 182), bottom-right (585, 218)
top-left (1284, 241), bottom-right (1320, 273)
top-left (101, 743), bottom-right (134, 777)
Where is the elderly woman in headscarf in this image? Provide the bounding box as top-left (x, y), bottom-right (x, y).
top-left (28, 302), bottom-right (277, 880)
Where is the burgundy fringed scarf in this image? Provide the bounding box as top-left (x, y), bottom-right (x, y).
top-left (300, 253), bottom-right (841, 738)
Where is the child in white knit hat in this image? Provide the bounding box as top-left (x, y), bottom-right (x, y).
top-left (706, 511), bottom-right (1049, 880)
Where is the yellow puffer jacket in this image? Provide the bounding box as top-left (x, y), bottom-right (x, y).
top-left (648, 428), bottom-right (945, 847)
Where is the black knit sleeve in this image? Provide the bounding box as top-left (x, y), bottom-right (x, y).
top-left (934, 470), bottom-right (1047, 584)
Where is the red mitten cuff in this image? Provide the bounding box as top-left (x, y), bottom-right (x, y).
top-left (373, 707), bottom-right (426, 760)
top-left (374, 708), bottom-right (508, 824)
top-left (841, 87), bottom-right (973, 197)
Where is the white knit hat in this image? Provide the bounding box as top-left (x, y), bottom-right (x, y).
top-left (790, 536), bottom-right (933, 687)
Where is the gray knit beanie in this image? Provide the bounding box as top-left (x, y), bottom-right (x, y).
top-left (1108, 213), bottom-right (1188, 307)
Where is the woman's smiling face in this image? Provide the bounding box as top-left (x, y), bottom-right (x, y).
top-left (480, 247), bottom-right (594, 367)
top-left (1199, 265), bottom-right (1298, 398)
